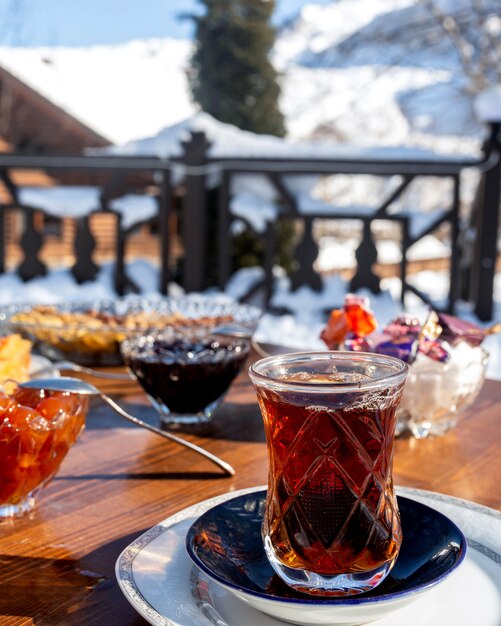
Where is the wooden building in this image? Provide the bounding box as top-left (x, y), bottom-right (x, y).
top-left (0, 64), bottom-right (162, 271)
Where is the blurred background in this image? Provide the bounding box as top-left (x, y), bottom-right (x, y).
top-left (0, 0), bottom-right (499, 364)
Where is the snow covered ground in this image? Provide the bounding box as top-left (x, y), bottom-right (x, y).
top-left (0, 260), bottom-right (499, 380)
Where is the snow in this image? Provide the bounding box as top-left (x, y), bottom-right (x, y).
top-left (316, 234), bottom-right (449, 272)
top-left (474, 85), bottom-right (501, 123)
top-left (230, 192), bottom-right (278, 234)
top-left (18, 187), bottom-right (101, 218)
top-left (0, 262), bottom-right (499, 381)
top-left (0, 3), bottom-right (499, 379)
top-left (108, 194), bottom-right (158, 230)
top-left (0, 38), bottom-right (196, 145)
top-left (0, 0), bottom-right (490, 154)
top-left (17, 187), bottom-right (159, 229)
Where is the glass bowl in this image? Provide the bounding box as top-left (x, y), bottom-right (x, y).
top-left (121, 328), bottom-right (251, 427)
top-left (0, 297), bottom-right (261, 366)
top-left (397, 345), bottom-right (488, 438)
top-left (0, 386), bottom-right (89, 518)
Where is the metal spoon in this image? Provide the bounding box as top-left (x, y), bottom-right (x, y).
top-left (31, 360), bottom-right (132, 381)
top-left (20, 377), bottom-right (235, 477)
top-left (211, 324), bottom-right (254, 339)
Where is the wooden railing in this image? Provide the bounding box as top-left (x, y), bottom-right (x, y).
top-left (0, 123), bottom-right (499, 319)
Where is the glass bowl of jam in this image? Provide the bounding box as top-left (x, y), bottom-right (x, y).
top-left (121, 329), bottom-right (251, 427)
top-left (0, 387), bottom-right (88, 518)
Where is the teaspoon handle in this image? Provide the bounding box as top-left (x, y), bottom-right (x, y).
top-left (31, 361), bottom-right (131, 381)
top-left (57, 362), bottom-right (132, 381)
top-left (98, 393), bottom-right (235, 477)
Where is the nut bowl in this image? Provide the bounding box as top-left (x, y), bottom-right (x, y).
top-left (0, 297), bottom-right (262, 366)
top-left (0, 386), bottom-right (88, 518)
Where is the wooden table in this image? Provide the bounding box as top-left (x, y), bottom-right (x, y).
top-left (0, 361), bottom-right (500, 625)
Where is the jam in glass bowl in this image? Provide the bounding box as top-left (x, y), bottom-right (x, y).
top-left (0, 387), bottom-right (88, 518)
top-left (121, 329), bottom-right (250, 427)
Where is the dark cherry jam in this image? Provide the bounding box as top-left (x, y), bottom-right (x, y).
top-left (123, 336), bottom-right (250, 414)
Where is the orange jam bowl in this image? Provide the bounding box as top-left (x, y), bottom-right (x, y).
top-left (0, 387), bottom-right (88, 519)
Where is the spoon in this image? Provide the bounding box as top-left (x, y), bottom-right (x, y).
top-left (31, 360), bottom-right (131, 381)
top-left (212, 324), bottom-right (254, 339)
top-left (20, 377), bottom-right (235, 477)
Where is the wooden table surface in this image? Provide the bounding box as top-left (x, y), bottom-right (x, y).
top-left (0, 359), bottom-right (500, 625)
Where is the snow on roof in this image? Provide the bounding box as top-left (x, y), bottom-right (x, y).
top-left (0, 0), bottom-right (487, 154)
top-left (0, 38), bottom-right (196, 145)
top-left (99, 110), bottom-right (471, 163)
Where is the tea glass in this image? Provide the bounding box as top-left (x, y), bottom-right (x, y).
top-left (249, 351), bottom-right (408, 596)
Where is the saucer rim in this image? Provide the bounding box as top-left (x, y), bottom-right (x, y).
top-left (115, 485), bottom-right (501, 626)
top-left (186, 490), bottom-right (467, 607)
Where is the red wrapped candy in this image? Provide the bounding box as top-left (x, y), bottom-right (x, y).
top-left (321, 294), bottom-right (377, 349)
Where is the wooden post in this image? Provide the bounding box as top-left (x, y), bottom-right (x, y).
top-left (474, 122), bottom-right (501, 321)
top-left (180, 131), bottom-right (211, 292)
top-left (159, 172), bottom-right (171, 295)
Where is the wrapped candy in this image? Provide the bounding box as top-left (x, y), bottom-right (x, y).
top-left (415, 311), bottom-right (450, 363)
top-left (320, 294), bottom-right (377, 350)
top-left (375, 335), bottom-right (419, 363)
top-left (321, 298), bottom-right (495, 438)
top-left (320, 309), bottom-right (349, 348)
top-left (383, 315), bottom-right (421, 338)
top-left (438, 313), bottom-right (489, 347)
top-left (321, 298), bottom-right (497, 365)
top-left (344, 295), bottom-right (377, 337)
top-left (374, 314), bottom-right (421, 362)
top-left (344, 334), bottom-right (373, 352)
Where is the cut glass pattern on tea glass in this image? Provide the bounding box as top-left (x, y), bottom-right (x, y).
top-left (270, 405), bottom-right (397, 558)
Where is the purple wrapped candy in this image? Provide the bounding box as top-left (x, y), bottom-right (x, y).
top-left (418, 337), bottom-right (450, 362)
top-left (384, 315), bottom-right (421, 338)
top-left (375, 335), bottom-right (418, 363)
top-left (437, 313), bottom-right (486, 347)
top-left (344, 333), bottom-right (373, 352)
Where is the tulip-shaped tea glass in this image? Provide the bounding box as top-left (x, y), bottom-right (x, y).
top-left (249, 351), bottom-right (408, 596)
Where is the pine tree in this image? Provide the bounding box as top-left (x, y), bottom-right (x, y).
top-left (190, 0), bottom-right (285, 137)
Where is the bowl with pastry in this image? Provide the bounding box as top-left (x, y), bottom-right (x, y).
top-left (0, 297), bottom-right (262, 366)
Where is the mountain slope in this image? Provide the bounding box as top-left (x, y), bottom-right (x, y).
top-left (0, 0), bottom-right (490, 152)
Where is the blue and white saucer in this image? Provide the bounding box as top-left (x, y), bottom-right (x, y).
top-left (116, 486), bottom-right (501, 626)
top-left (186, 490), bottom-right (466, 624)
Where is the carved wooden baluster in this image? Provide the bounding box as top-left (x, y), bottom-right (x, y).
top-left (349, 220), bottom-right (381, 294)
top-left (72, 215), bottom-right (99, 283)
top-left (290, 218), bottom-right (322, 292)
top-left (113, 215), bottom-right (140, 295)
top-left (18, 209), bottom-right (47, 281)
